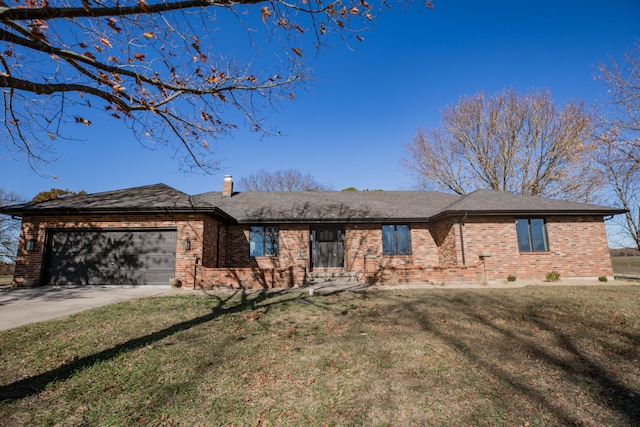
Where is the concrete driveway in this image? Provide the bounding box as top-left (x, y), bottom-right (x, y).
top-left (0, 285), bottom-right (172, 331)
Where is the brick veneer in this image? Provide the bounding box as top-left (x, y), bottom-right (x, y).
top-left (198, 214), bottom-right (614, 289)
top-left (196, 225), bottom-right (310, 289)
top-left (12, 213), bottom-right (218, 287)
top-left (456, 215), bottom-right (614, 280)
top-left (357, 221), bottom-right (488, 284)
top-left (11, 212), bottom-right (615, 289)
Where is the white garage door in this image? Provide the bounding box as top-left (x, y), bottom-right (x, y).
top-left (44, 229), bottom-right (177, 286)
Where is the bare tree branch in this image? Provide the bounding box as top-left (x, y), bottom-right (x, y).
top-left (0, 188), bottom-right (23, 263)
top-left (238, 169), bottom-right (332, 191)
top-left (0, 0), bottom-right (391, 171)
top-left (402, 88), bottom-right (601, 202)
top-left (596, 42), bottom-right (640, 250)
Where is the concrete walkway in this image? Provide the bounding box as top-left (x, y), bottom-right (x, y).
top-left (0, 285), bottom-right (171, 331)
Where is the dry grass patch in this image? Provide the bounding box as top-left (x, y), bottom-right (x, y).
top-left (612, 256), bottom-right (640, 275)
top-left (0, 286), bottom-right (638, 426)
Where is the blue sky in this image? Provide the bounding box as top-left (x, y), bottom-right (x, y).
top-left (1, 0), bottom-right (639, 200)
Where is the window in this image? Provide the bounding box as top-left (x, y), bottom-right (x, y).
top-left (250, 226), bottom-right (279, 257)
top-left (382, 225), bottom-right (412, 255)
top-left (515, 219), bottom-right (548, 252)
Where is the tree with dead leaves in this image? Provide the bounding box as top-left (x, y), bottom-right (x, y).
top-left (596, 43), bottom-right (640, 250)
top-left (31, 187), bottom-right (86, 202)
top-left (0, 0), bottom-right (425, 171)
top-left (402, 88), bottom-right (601, 202)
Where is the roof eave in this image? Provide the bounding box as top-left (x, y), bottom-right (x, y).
top-left (233, 217), bottom-right (434, 224)
top-left (0, 206), bottom-right (237, 223)
top-left (429, 208), bottom-right (628, 221)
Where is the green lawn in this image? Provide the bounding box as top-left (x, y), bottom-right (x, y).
top-left (1, 285), bottom-right (639, 426)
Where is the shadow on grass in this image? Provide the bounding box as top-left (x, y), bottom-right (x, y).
top-left (395, 292), bottom-right (640, 426)
top-left (0, 289), bottom-right (297, 402)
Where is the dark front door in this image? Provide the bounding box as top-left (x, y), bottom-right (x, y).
top-left (312, 226), bottom-right (344, 268)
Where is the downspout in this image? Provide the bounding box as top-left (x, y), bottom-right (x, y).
top-left (459, 212), bottom-right (468, 266)
top-left (194, 257), bottom-right (199, 289)
top-left (216, 224), bottom-right (222, 268)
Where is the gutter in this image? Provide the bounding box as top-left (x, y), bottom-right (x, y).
top-left (428, 208), bottom-right (628, 221)
top-left (233, 217), bottom-right (439, 225)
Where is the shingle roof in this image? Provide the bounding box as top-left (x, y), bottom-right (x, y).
top-left (431, 189), bottom-right (626, 219)
top-left (0, 184), bottom-right (233, 220)
top-left (0, 183), bottom-right (626, 222)
top-left (192, 191), bottom-right (460, 223)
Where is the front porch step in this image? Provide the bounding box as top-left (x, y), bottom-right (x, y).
top-left (307, 271), bottom-right (358, 283)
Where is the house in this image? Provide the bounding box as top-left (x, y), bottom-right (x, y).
top-left (1, 176), bottom-right (626, 289)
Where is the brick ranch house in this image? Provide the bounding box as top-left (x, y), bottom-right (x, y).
top-left (1, 176), bottom-right (626, 289)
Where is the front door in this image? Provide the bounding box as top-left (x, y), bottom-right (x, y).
top-left (312, 226), bottom-right (344, 269)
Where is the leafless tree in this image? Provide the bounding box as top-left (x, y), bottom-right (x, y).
top-left (0, 188), bottom-right (23, 262)
top-left (402, 88), bottom-right (601, 202)
top-left (596, 43), bottom-right (640, 250)
top-left (238, 169), bottom-right (332, 191)
top-left (0, 0), bottom-right (424, 172)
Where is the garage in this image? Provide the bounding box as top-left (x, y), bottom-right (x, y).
top-left (44, 229), bottom-right (177, 286)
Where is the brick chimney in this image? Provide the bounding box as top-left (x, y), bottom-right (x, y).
top-left (222, 175), bottom-right (233, 197)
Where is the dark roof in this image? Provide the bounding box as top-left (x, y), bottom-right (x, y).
top-left (0, 184), bottom-right (626, 223)
top-left (192, 191), bottom-right (460, 223)
top-left (430, 189), bottom-right (627, 220)
top-left (0, 184), bottom-right (233, 221)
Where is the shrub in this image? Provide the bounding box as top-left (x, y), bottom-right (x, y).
top-left (507, 275), bottom-right (516, 282)
top-left (598, 276), bottom-right (608, 282)
top-left (545, 271), bottom-right (560, 282)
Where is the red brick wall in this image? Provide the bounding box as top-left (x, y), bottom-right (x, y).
top-left (201, 216), bottom-right (220, 268)
top-left (220, 225), bottom-right (309, 269)
top-left (200, 216), bottom-right (613, 289)
top-left (222, 225), bottom-right (251, 267)
top-left (12, 213), bottom-right (220, 287)
top-left (348, 223), bottom-right (443, 282)
top-left (196, 266), bottom-right (307, 289)
top-left (12, 212), bottom-right (614, 289)
top-left (429, 218), bottom-right (461, 266)
top-left (344, 224), bottom-right (378, 273)
top-left (197, 225), bottom-right (310, 289)
top-left (455, 215), bottom-right (614, 281)
top-left (14, 219), bottom-right (46, 287)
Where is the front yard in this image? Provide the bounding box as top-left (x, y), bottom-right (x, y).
top-left (0, 284), bottom-right (639, 426)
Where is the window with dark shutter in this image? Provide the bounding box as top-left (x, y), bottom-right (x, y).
top-left (382, 225), bottom-right (412, 255)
